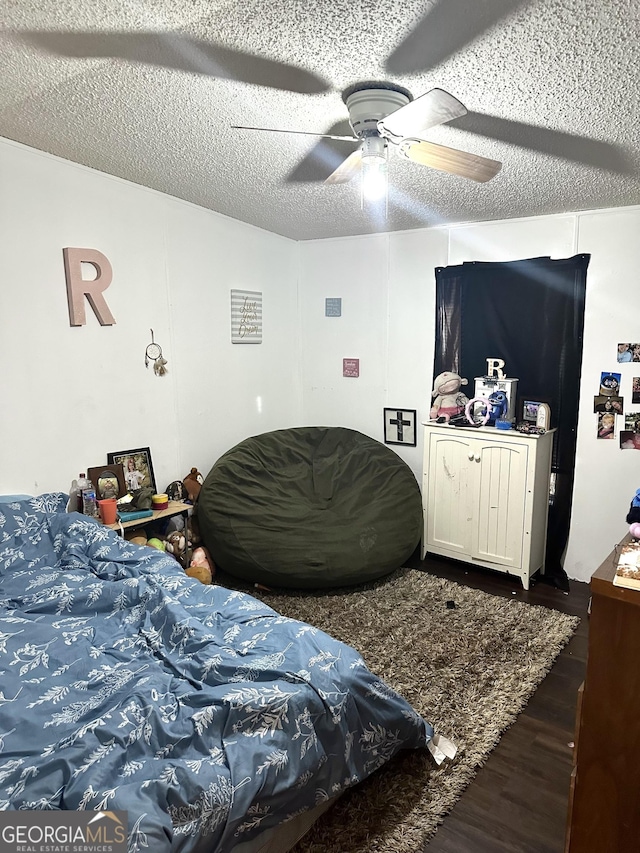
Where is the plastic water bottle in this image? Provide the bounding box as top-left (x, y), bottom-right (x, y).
top-left (74, 474), bottom-right (89, 512)
top-left (76, 473), bottom-right (97, 517)
top-left (82, 488), bottom-right (98, 518)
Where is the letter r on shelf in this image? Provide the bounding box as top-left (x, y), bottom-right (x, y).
top-left (63, 247), bottom-right (116, 326)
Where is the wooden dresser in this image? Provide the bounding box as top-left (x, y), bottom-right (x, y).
top-left (565, 539), bottom-right (640, 853)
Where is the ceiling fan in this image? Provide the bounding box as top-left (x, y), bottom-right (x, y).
top-left (232, 82), bottom-right (502, 198)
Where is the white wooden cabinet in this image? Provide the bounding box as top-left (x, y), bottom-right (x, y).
top-left (421, 422), bottom-right (555, 589)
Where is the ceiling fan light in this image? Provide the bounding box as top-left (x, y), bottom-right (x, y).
top-left (360, 135), bottom-right (388, 203)
top-left (361, 155), bottom-right (387, 201)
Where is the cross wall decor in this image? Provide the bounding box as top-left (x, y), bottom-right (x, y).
top-left (383, 408), bottom-right (417, 446)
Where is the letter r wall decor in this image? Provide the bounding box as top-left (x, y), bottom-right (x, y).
top-left (63, 247), bottom-right (116, 326)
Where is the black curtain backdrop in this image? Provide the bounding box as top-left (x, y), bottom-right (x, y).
top-left (434, 254), bottom-right (590, 589)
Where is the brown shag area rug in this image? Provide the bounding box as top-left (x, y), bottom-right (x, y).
top-left (222, 568), bottom-right (580, 853)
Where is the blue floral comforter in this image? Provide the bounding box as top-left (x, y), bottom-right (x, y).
top-left (0, 494), bottom-right (432, 852)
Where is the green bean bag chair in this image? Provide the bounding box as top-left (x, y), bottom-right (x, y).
top-left (198, 426), bottom-right (422, 588)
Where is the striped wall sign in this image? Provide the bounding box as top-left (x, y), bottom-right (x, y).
top-left (231, 289), bottom-right (262, 344)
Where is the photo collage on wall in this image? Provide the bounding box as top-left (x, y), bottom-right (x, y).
top-left (596, 346), bottom-right (640, 448)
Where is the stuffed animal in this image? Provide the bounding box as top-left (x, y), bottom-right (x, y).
top-left (185, 546), bottom-right (215, 584)
top-left (186, 564), bottom-right (212, 584)
top-left (486, 390), bottom-right (509, 424)
top-left (164, 530), bottom-right (187, 562)
top-left (430, 371), bottom-right (469, 421)
top-left (183, 467), bottom-right (204, 503)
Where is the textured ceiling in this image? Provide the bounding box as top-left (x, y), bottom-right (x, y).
top-left (1, 0), bottom-right (639, 241)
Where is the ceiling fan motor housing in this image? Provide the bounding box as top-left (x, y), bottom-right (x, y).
top-left (344, 84), bottom-right (411, 138)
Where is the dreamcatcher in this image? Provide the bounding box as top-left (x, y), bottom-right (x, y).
top-left (145, 329), bottom-right (168, 376)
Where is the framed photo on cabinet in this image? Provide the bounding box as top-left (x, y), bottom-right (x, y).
top-left (520, 398), bottom-right (551, 427)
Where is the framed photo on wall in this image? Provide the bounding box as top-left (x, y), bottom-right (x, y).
top-left (383, 408), bottom-right (417, 446)
top-left (107, 447), bottom-right (156, 494)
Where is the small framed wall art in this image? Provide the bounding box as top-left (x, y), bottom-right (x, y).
top-left (383, 408), bottom-right (417, 446)
top-left (231, 289), bottom-right (262, 343)
top-left (325, 298), bottom-right (342, 317)
top-left (343, 358), bottom-right (360, 378)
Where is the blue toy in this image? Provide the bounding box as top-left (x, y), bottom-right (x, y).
top-left (486, 390), bottom-right (509, 425)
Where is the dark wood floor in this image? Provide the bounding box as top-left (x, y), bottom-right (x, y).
top-left (407, 554), bottom-right (591, 853)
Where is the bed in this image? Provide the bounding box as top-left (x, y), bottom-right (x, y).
top-left (0, 493), bottom-right (439, 852)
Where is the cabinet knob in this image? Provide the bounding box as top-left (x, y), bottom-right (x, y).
top-left (468, 451), bottom-right (474, 460)
top-left (475, 454), bottom-right (481, 462)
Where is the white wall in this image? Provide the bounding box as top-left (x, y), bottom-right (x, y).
top-left (299, 207), bottom-right (640, 583)
top-left (0, 139), bottom-right (300, 496)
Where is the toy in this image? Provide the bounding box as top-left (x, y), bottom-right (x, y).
top-left (430, 371), bottom-right (469, 421)
top-left (164, 530), bottom-right (187, 562)
top-left (147, 537), bottom-right (166, 551)
top-left (183, 467), bottom-right (204, 503)
top-left (186, 564), bottom-right (212, 584)
top-left (185, 546), bottom-right (215, 584)
top-left (125, 530), bottom-right (147, 547)
top-left (486, 390), bottom-right (509, 424)
top-left (465, 390), bottom-right (509, 426)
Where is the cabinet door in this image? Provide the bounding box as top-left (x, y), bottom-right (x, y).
top-left (426, 432), bottom-right (475, 555)
top-left (472, 439), bottom-right (528, 569)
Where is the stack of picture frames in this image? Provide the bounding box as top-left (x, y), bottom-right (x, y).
top-left (596, 348), bottom-right (640, 449)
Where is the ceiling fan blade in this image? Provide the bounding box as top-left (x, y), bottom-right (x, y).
top-left (386, 0), bottom-right (528, 75)
top-left (325, 150), bottom-right (363, 185)
top-left (231, 125), bottom-right (357, 142)
top-left (22, 31), bottom-right (330, 94)
top-left (398, 139), bottom-right (501, 182)
top-left (286, 121), bottom-right (359, 183)
top-left (380, 88), bottom-right (467, 140)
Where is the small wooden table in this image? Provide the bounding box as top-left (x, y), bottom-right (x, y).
top-left (107, 500), bottom-right (192, 567)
